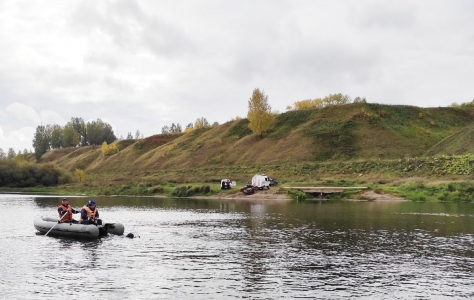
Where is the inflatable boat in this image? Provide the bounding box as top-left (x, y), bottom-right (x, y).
top-left (34, 216), bottom-right (125, 239)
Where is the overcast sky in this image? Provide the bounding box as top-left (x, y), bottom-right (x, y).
top-left (1, 0), bottom-right (473, 152)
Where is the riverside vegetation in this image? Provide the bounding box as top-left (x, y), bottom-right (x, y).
top-left (3, 102), bottom-right (474, 202)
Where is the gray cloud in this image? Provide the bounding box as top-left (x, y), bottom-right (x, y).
top-left (1, 0), bottom-right (473, 151)
top-left (348, 2), bottom-right (418, 30)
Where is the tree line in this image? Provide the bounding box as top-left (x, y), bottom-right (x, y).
top-left (32, 117), bottom-right (117, 161)
top-left (160, 117), bottom-right (219, 134)
top-left (0, 158), bottom-right (72, 187)
top-left (285, 93), bottom-right (366, 111)
top-left (29, 116), bottom-right (221, 161)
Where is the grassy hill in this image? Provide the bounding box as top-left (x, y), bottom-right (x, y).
top-left (39, 102), bottom-right (474, 189)
top-left (424, 124), bottom-right (474, 156)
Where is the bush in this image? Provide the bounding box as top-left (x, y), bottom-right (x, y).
top-left (197, 185), bottom-right (211, 194)
top-left (447, 184), bottom-right (455, 192)
top-left (172, 186), bottom-right (187, 197)
top-left (149, 186), bottom-right (164, 194)
top-left (287, 190), bottom-right (307, 201)
top-left (407, 192), bottom-right (426, 202)
top-left (185, 188), bottom-right (195, 197)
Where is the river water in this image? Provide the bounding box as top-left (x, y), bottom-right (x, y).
top-left (1, 194), bottom-right (474, 299)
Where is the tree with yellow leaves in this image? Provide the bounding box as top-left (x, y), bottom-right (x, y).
top-left (101, 141), bottom-right (119, 155)
top-left (194, 117), bottom-right (210, 129)
top-left (101, 141), bottom-right (109, 154)
top-left (75, 169), bottom-right (85, 182)
top-left (247, 88), bottom-right (274, 137)
top-left (286, 93), bottom-right (352, 111)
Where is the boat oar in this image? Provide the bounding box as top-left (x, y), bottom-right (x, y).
top-left (45, 211), bottom-right (69, 236)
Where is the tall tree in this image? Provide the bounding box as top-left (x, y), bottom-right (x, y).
top-left (70, 117), bottom-right (87, 146)
top-left (62, 124), bottom-right (78, 148)
top-left (135, 129), bottom-right (142, 139)
top-left (194, 117), bottom-right (210, 129)
top-left (86, 119), bottom-right (117, 145)
top-left (50, 124), bottom-right (64, 149)
top-left (247, 88), bottom-right (274, 137)
top-left (103, 123), bottom-right (116, 144)
top-left (86, 119), bottom-right (104, 145)
top-left (32, 125), bottom-right (51, 161)
top-left (169, 123), bottom-right (182, 133)
top-left (0, 148), bottom-right (5, 160)
top-left (126, 132), bottom-right (133, 139)
top-left (161, 126), bottom-right (170, 134)
top-left (170, 123), bottom-right (177, 133)
top-left (7, 148), bottom-right (16, 159)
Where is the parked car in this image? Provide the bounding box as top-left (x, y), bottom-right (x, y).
top-left (268, 177), bottom-right (278, 186)
top-left (240, 183), bottom-right (257, 195)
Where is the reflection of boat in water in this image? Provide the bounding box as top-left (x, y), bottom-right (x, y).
top-left (34, 216), bottom-right (124, 239)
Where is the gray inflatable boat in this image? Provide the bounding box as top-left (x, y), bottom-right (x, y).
top-left (34, 216), bottom-right (125, 239)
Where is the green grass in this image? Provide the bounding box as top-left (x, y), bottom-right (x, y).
top-left (6, 103), bottom-right (474, 201)
top-left (226, 119), bottom-right (252, 140)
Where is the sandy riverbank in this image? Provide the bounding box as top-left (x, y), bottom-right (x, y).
top-left (192, 189), bottom-right (409, 201)
top-left (358, 190), bottom-right (409, 201)
top-left (191, 189), bottom-right (291, 201)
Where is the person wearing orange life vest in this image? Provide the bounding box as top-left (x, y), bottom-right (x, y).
top-left (57, 198), bottom-right (80, 223)
top-left (80, 200), bottom-right (102, 225)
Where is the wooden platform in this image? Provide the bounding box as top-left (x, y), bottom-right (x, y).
top-left (283, 186), bottom-right (367, 195)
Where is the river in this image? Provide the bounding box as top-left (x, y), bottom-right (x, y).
top-left (1, 194), bottom-right (474, 299)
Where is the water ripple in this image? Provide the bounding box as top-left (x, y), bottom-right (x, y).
top-left (2, 196), bottom-right (474, 298)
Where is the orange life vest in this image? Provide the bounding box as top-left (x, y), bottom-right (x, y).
top-left (80, 205), bottom-right (98, 221)
top-left (58, 204), bottom-right (73, 222)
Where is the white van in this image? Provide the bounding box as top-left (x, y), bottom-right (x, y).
top-left (251, 174), bottom-right (270, 190)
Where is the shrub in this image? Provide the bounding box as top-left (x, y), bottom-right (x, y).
top-left (172, 186), bottom-right (187, 197)
top-left (437, 192), bottom-right (449, 201)
top-left (149, 186), bottom-right (164, 193)
top-left (287, 190), bottom-right (307, 201)
top-left (185, 188), bottom-right (195, 197)
top-left (407, 192), bottom-right (426, 202)
top-left (75, 169), bottom-right (85, 182)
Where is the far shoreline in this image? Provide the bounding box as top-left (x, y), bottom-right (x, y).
top-left (0, 189), bottom-right (410, 202)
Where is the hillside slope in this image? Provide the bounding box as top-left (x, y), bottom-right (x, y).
top-left (40, 103), bottom-right (474, 175)
top-left (424, 124), bottom-right (474, 156)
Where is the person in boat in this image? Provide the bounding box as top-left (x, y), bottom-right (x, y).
top-left (58, 198), bottom-right (80, 223)
top-left (80, 200), bottom-right (102, 225)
